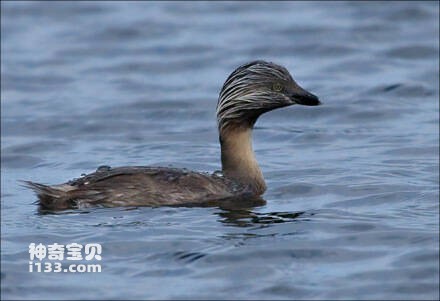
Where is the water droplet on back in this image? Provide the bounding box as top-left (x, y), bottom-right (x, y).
top-left (213, 170), bottom-right (224, 177)
top-left (96, 165), bottom-right (111, 172)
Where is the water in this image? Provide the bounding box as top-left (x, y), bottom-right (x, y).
top-left (1, 1), bottom-right (439, 299)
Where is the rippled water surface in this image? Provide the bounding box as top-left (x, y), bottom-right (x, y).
top-left (1, 2), bottom-right (439, 300)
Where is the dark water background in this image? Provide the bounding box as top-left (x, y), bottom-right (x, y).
top-left (1, 1), bottom-right (439, 300)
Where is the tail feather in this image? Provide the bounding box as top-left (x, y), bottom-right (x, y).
top-left (21, 181), bottom-right (73, 210)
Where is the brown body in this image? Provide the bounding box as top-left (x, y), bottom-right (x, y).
top-left (25, 60), bottom-right (320, 211)
top-left (25, 166), bottom-right (253, 210)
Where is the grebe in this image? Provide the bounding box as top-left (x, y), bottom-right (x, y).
top-left (25, 60), bottom-right (320, 210)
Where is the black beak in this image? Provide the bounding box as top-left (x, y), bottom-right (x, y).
top-left (291, 89), bottom-right (321, 106)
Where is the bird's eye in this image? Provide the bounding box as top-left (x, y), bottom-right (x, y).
top-left (272, 82), bottom-right (283, 92)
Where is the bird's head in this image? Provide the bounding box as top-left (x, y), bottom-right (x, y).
top-left (216, 60), bottom-right (320, 133)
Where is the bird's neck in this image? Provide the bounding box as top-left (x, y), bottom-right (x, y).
top-left (219, 126), bottom-right (266, 195)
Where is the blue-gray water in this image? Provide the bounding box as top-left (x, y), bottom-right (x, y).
top-left (1, 1), bottom-right (439, 300)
